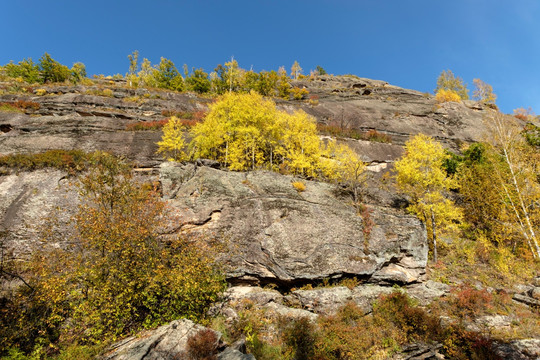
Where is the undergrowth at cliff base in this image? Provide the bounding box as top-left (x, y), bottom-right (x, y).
top-left (212, 291), bottom-right (503, 360)
top-left (0, 153), bottom-right (226, 359)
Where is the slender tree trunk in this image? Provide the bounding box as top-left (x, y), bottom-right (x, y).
top-left (252, 144), bottom-right (255, 169)
top-left (225, 141), bottom-right (229, 167)
top-left (270, 146), bottom-right (273, 170)
top-left (431, 208), bottom-right (437, 263)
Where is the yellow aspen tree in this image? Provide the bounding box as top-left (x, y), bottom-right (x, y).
top-left (278, 66), bottom-right (291, 99)
top-left (157, 116), bottom-right (187, 161)
top-left (324, 141), bottom-right (366, 205)
top-left (394, 134), bottom-right (463, 262)
top-left (190, 92), bottom-right (276, 170)
top-left (189, 91), bottom-right (365, 184)
top-left (279, 110), bottom-right (322, 177)
top-left (224, 57), bottom-right (242, 93)
top-left (137, 58), bottom-right (157, 88)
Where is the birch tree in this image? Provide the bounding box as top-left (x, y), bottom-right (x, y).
top-left (484, 113), bottom-right (540, 258)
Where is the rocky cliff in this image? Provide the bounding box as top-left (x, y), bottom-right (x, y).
top-left (0, 76), bottom-right (465, 283)
top-left (3, 76), bottom-right (537, 359)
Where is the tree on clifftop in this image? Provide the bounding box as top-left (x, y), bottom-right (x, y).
top-left (435, 70), bottom-right (469, 100)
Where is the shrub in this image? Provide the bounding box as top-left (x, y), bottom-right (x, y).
top-left (436, 88), bottom-right (462, 103)
top-left (85, 88), bottom-right (115, 97)
top-left (282, 317), bottom-right (316, 360)
top-left (1, 153), bottom-right (226, 353)
top-left (291, 87), bottom-right (309, 100)
top-left (292, 181), bottom-right (306, 192)
top-left (0, 103), bottom-right (22, 113)
top-left (124, 95), bottom-right (142, 103)
top-left (364, 129), bottom-right (391, 143)
top-left (186, 329), bottom-right (219, 360)
top-left (451, 284), bottom-right (494, 318)
top-left (102, 88), bottom-right (114, 97)
top-left (35, 88), bottom-right (47, 96)
top-left (522, 122), bottom-right (540, 147)
top-left (0, 100), bottom-right (39, 113)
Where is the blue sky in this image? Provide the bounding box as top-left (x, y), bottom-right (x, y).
top-left (1, 0), bottom-right (539, 114)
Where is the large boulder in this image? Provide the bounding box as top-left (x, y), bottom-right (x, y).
top-left (161, 163), bottom-right (428, 285)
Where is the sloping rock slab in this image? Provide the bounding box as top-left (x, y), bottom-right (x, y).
top-left (284, 285), bottom-right (395, 315)
top-left (102, 319), bottom-right (254, 360)
top-left (162, 163), bottom-right (428, 285)
top-left (101, 319), bottom-right (213, 360)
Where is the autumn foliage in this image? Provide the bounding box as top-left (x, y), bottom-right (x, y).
top-left (187, 92), bottom-right (365, 182)
top-left (1, 153), bottom-right (225, 354)
top-left (435, 88), bottom-right (462, 103)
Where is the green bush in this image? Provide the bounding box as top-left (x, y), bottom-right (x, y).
top-left (38, 53), bottom-right (70, 83)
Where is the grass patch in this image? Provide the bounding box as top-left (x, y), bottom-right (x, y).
top-left (0, 100), bottom-right (40, 113)
top-left (0, 150), bottom-right (94, 173)
top-left (126, 119), bottom-right (168, 131)
top-left (317, 124), bottom-right (392, 143)
top-left (84, 88), bottom-right (114, 97)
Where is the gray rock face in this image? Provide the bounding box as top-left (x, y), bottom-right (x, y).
top-left (494, 339), bottom-right (540, 360)
top-left (284, 285), bottom-right (395, 315)
top-left (406, 280), bottom-right (451, 306)
top-left (0, 162), bottom-right (428, 286)
top-left (0, 88), bottom-right (212, 167)
top-left (0, 76), bottom-right (500, 170)
top-left (161, 163), bottom-right (428, 285)
top-left (102, 318), bottom-right (253, 360)
top-left (0, 169), bottom-right (78, 256)
top-left (102, 319), bottom-right (214, 360)
top-left (290, 75), bottom-right (498, 151)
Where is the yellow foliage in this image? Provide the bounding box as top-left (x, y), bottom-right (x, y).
top-left (157, 116), bottom-right (187, 161)
top-left (435, 89), bottom-right (462, 103)
top-left (394, 134), bottom-right (462, 260)
top-left (190, 92), bottom-right (364, 181)
top-left (292, 181), bottom-right (306, 192)
top-left (35, 88), bottom-right (47, 96)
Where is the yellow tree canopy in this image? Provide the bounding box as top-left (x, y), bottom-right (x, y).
top-left (190, 91), bottom-right (364, 181)
top-left (157, 116), bottom-right (187, 161)
top-left (394, 134), bottom-right (462, 241)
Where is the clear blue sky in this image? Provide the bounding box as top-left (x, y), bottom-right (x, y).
top-left (1, 0), bottom-right (539, 114)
